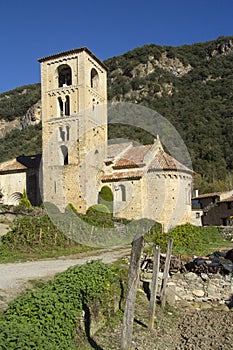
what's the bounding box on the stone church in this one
[0,48,193,231]
[38,47,193,232]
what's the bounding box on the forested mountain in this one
[1,36,233,192]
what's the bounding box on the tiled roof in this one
[102,170,143,182]
[0,154,41,174]
[113,145,152,169]
[193,190,230,199]
[220,195,233,203]
[0,159,26,173]
[148,149,192,173]
[38,47,108,70]
[107,142,132,162]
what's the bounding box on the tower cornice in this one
[38,47,108,71]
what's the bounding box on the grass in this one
[0,244,96,264]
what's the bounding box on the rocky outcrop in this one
[210,38,233,57]
[0,118,21,138]
[0,100,41,138]
[20,100,41,128]
[155,52,192,77]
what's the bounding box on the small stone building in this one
[192,190,233,226]
[38,47,193,232]
[0,154,41,206]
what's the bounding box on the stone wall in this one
[141,259,233,310]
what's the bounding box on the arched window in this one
[58,96,70,117]
[119,185,126,201]
[58,64,72,87]
[90,68,99,90]
[61,145,68,165]
[58,97,63,116]
[65,96,70,116]
[66,125,70,141]
[59,126,70,142]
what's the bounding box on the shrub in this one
[0,261,121,349]
[149,224,222,255]
[0,214,78,254]
[86,204,111,216]
[18,189,32,209]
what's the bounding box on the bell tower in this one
[38,48,107,211]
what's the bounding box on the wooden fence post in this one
[148,245,160,330]
[121,235,144,350]
[160,238,173,308]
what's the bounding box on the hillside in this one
[1,36,233,192]
[106,36,233,190]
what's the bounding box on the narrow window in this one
[59,126,65,141]
[65,95,70,116]
[66,126,70,141]
[91,68,99,90]
[58,97,63,116]
[119,185,126,202]
[61,145,68,165]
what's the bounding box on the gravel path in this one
[0,247,130,307]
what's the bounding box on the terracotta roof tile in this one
[148,149,192,173]
[102,170,143,182]
[107,142,132,161]
[113,145,152,169]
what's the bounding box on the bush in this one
[86,204,111,216]
[18,189,32,210]
[149,224,222,255]
[0,214,78,255]
[0,261,121,349]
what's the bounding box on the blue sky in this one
[0,0,232,93]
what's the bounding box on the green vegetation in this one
[0,261,122,349]
[0,122,42,163]
[0,83,40,121]
[18,189,33,210]
[98,186,114,213]
[145,223,224,256]
[86,203,111,216]
[0,212,90,263]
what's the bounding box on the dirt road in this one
[0,247,130,308]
